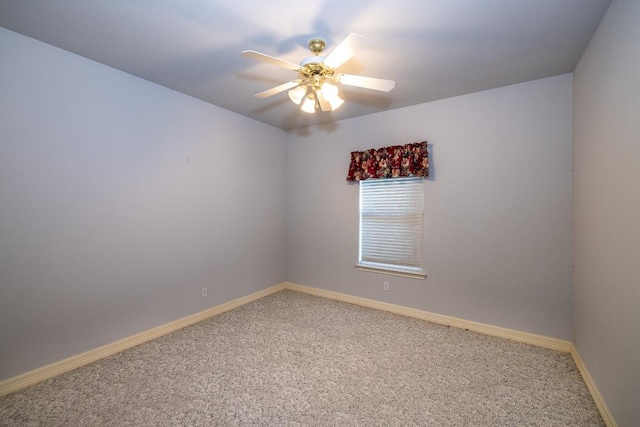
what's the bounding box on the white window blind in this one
[357,177,425,279]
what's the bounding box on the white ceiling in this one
[0,0,611,131]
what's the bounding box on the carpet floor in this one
[0,289,603,426]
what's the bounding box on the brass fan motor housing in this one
[299,62,335,81]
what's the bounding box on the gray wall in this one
[573,0,640,425]
[286,74,574,341]
[8,13,635,423]
[0,28,286,381]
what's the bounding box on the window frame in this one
[356,176,426,280]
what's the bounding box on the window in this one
[357,177,426,279]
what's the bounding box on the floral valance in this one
[346,141,429,182]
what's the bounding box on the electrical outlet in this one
[201,287,208,298]
[383,281,389,291]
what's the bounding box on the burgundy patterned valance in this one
[346,141,429,182]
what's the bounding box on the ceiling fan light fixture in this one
[288,85,306,104]
[300,92,317,113]
[328,95,344,111]
[242,33,395,114]
[320,82,344,110]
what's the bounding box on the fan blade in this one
[316,89,331,112]
[255,80,301,98]
[336,74,395,92]
[323,33,368,69]
[241,50,300,71]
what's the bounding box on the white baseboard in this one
[284,282,572,352]
[0,283,286,398]
[570,344,618,427]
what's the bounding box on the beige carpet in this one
[0,290,603,426]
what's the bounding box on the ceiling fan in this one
[241,33,395,113]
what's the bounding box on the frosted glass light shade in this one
[300,94,317,113]
[288,85,306,105]
[320,82,344,110]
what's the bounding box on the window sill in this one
[355,263,426,280]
